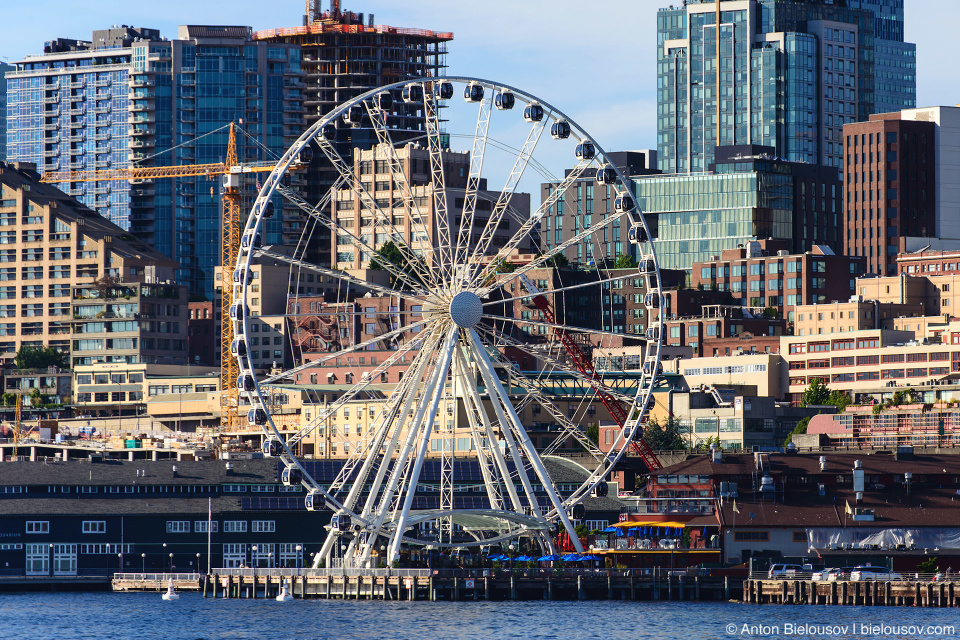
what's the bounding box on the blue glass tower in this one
[656,0,916,174]
[6,26,303,299]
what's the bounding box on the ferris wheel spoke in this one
[363,103,444,287]
[481,211,628,297]
[422,87,454,282]
[329,328,444,518]
[480,313,643,343]
[451,347,504,511]
[466,328,583,550]
[251,246,423,302]
[477,328,639,406]
[473,325,605,461]
[453,89,494,283]
[465,116,547,283]
[473,159,594,288]
[453,343,525,512]
[315,132,438,288]
[258,316,436,386]
[385,325,458,563]
[285,340,420,448]
[482,271,634,308]
[275,181,429,295]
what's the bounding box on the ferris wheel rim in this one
[232,76,666,559]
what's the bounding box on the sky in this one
[2,0,956,157]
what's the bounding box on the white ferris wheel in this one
[231,77,665,568]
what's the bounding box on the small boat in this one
[161,579,180,601]
[276,583,294,602]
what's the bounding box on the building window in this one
[26,521,49,534]
[194,521,219,533]
[166,521,190,533]
[252,520,276,533]
[81,521,106,534]
[223,521,247,533]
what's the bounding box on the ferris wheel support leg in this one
[467,329,585,553]
[386,329,458,565]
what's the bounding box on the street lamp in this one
[341,544,347,576]
[168,553,173,573]
[117,553,122,575]
[508,543,515,570]
[252,545,258,577]
[141,552,146,574]
[196,553,201,574]
[295,545,302,576]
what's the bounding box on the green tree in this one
[614,254,637,269]
[1,393,14,407]
[827,389,852,412]
[496,260,517,274]
[14,346,64,370]
[917,556,939,573]
[536,250,569,269]
[368,241,427,289]
[800,378,831,407]
[783,416,811,446]
[584,423,599,447]
[642,416,685,450]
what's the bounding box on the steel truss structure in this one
[232,77,665,568]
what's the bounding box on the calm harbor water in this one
[0,592,956,640]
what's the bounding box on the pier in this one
[113,568,741,602]
[744,578,960,607]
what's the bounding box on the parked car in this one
[812,567,840,581]
[849,566,902,581]
[767,563,806,578]
[826,567,858,581]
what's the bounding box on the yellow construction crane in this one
[41,123,282,432]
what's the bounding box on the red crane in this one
[518,275,662,470]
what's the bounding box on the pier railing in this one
[748,571,947,582]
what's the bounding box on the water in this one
[0,593,956,640]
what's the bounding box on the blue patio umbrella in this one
[602,526,618,533]
[580,554,602,561]
[516,555,533,561]
[560,554,580,561]
[537,554,561,561]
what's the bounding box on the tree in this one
[827,389,852,412]
[783,416,811,446]
[536,250,568,269]
[368,241,427,289]
[496,260,517,274]
[91,275,122,299]
[642,416,686,450]
[613,254,637,269]
[800,378,831,407]
[584,423,599,447]
[14,346,64,370]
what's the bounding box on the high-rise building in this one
[656,0,916,174]
[0,62,14,161]
[842,113,935,275]
[256,3,452,267]
[6,25,304,299]
[0,161,177,365]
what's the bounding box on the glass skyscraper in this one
[6,26,303,299]
[656,0,916,174]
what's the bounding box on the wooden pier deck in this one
[744,578,960,607]
[114,569,741,602]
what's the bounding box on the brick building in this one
[691,239,866,323]
[842,114,936,276]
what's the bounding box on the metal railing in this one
[114,572,201,582]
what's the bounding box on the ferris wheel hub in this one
[449,291,482,328]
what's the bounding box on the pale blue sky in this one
[3,0,955,154]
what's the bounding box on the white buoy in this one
[275,583,294,602]
[162,579,180,601]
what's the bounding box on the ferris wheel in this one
[231,77,665,568]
